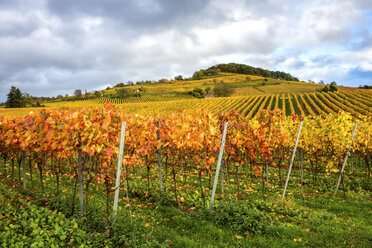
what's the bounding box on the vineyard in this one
[52,89,372,117]
[1,89,370,119]
[0,102,371,247]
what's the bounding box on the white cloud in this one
[339,47,372,72]
[291,1,358,45]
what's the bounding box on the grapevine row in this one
[0,103,371,211]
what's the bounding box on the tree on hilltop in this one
[174,75,183,81]
[74,89,82,98]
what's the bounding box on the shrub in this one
[210,201,267,234]
[213,83,234,97]
[188,88,206,98]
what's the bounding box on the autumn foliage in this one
[0,102,371,204]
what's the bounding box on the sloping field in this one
[2,89,370,118]
[95,73,319,97]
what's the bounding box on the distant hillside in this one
[36,69,336,106]
[207,63,299,81]
[89,73,317,102]
[2,63,370,118]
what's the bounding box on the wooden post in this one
[113,122,126,217]
[209,122,228,214]
[282,121,303,200]
[334,123,358,196]
[22,151,26,189]
[78,149,84,214]
[156,121,163,192]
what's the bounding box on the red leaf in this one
[106,147,114,157]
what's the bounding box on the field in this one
[0,72,371,247]
[1,72,370,118]
[1,88,370,118]
[1,159,371,247]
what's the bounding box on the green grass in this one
[0,156,371,247]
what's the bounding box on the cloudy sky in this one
[1,0,372,102]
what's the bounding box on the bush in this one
[321,84,338,92]
[209,201,267,234]
[116,88,132,98]
[188,88,206,98]
[0,198,105,247]
[213,83,234,97]
[205,87,211,95]
[174,75,183,81]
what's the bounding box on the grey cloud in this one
[46,0,213,31]
[0,0,44,11]
[353,0,372,9]
[0,16,39,38]
[284,59,305,70]
[311,55,336,65]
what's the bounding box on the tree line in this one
[3,86,45,108]
[204,63,300,81]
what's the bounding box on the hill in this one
[0,65,371,117]
[205,63,299,81]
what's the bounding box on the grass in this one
[0,154,371,247]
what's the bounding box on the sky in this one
[1,0,372,102]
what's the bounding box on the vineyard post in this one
[219,125,224,193]
[78,149,84,215]
[113,122,126,217]
[156,120,163,192]
[209,122,228,214]
[300,147,304,187]
[22,151,26,189]
[282,121,303,200]
[334,123,358,196]
[220,157,224,193]
[351,146,354,172]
